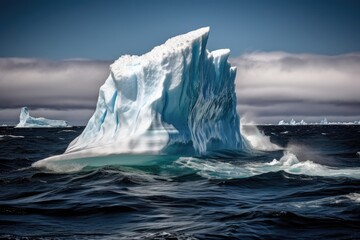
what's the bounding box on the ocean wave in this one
[0,135,24,139]
[33,149,360,179]
[288,192,360,209]
[240,120,282,152]
[128,232,198,240]
[346,192,360,203]
[32,154,179,173]
[58,130,77,133]
[176,151,360,180]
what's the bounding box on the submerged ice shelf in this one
[16,107,69,128]
[33,27,243,167]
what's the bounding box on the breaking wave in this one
[32,145,360,180]
[0,134,24,139]
[176,151,360,179]
[240,118,282,151]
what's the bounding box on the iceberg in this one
[16,107,69,128]
[278,120,286,125]
[299,120,306,125]
[33,27,243,167]
[320,118,328,125]
[277,118,360,126]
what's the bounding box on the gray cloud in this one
[0,58,111,109]
[230,52,360,123]
[0,58,110,125]
[0,108,95,126]
[0,52,359,125]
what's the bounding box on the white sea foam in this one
[32,154,179,173]
[289,192,360,209]
[34,149,360,177]
[177,151,360,179]
[0,134,24,139]
[346,193,360,203]
[37,162,86,173]
[240,118,282,151]
[58,130,76,133]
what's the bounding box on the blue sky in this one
[0,0,359,125]
[1,0,359,59]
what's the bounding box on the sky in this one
[0,0,359,125]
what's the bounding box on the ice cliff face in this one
[16,107,69,128]
[49,27,242,161]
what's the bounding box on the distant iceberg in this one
[289,118,296,125]
[278,120,286,125]
[320,118,328,125]
[16,107,69,128]
[278,118,359,126]
[33,27,243,168]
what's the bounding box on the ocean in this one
[0,125,359,239]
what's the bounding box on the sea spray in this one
[240,117,282,151]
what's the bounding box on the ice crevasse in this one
[34,27,243,165]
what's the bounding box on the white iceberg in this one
[33,27,243,168]
[298,120,306,125]
[276,118,360,126]
[278,120,287,125]
[16,107,69,128]
[320,118,328,125]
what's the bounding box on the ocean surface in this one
[0,125,359,239]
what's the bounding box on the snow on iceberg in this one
[33,27,243,167]
[16,107,69,128]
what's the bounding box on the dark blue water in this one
[0,126,359,239]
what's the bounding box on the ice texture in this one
[16,107,69,128]
[34,27,242,165]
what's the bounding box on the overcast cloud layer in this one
[0,52,359,125]
[231,52,360,123]
[0,58,110,125]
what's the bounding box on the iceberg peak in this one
[110,27,211,80]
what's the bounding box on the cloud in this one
[0,52,359,125]
[0,58,110,125]
[230,52,360,123]
[0,58,111,110]
[0,108,95,126]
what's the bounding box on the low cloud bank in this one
[231,52,360,123]
[0,52,359,125]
